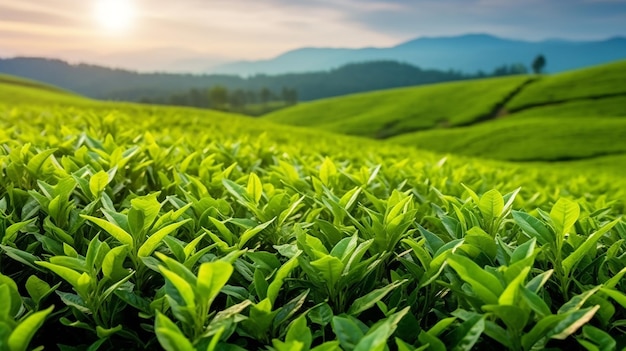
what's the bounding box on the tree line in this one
[138,59,542,115]
[0,57,547,116]
[139,86,298,115]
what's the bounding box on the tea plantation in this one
[1,75,625,351]
[266,60,626,173]
[265,76,531,138]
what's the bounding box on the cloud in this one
[0,0,624,70]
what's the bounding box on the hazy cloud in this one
[0,0,624,71]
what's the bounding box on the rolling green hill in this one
[505,60,626,111]
[388,60,626,164]
[507,95,626,119]
[265,76,531,138]
[389,116,626,161]
[0,73,92,105]
[267,60,626,168]
[0,73,74,94]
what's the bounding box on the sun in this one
[94,0,135,32]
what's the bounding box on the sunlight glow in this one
[95,0,135,32]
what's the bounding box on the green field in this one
[1,74,626,351]
[389,116,626,162]
[266,60,626,171]
[266,76,530,138]
[0,74,74,95]
[507,95,626,119]
[506,60,626,111]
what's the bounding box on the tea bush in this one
[0,89,625,350]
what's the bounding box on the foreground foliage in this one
[0,84,625,351]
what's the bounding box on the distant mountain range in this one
[1,33,625,106]
[211,34,626,75]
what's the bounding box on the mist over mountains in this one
[211,34,626,75]
[1,33,625,107]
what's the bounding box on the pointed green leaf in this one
[332,316,364,351]
[311,255,343,293]
[154,311,195,351]
[247,173,263,204]
[196,261,233,305]
[35,262,82,292]
[447,254,503,304]
[89,171,110,197]
[239,218,275,248]
[0,273,22,317]
[550,198,580,235]
[562,218,620,276]
[138,219,191,258]
[101,245,129,282]
[267,253,300,305]
[512,211,554,245]
[348,280,407,316]
[8,305,54,351]
[81,215,134,248]
[479,189,504,221]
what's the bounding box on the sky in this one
[1,0,625,71]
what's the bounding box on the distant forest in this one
[0,58,529,114]
[141,61,528,114]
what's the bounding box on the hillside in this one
[266,76,531,138]
[0,73,75,95]
[506,60,626,111]
[0,58,475,102]
[268,60,626,167]
[389,60,626,163]
[389,116,626,161]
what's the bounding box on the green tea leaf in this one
[550,198,580,235]
[154,311,196,351]
[0,273,22,317]
[35,262,83,293]
[320,158,337,186]
[578,325,616,351]
[311,255,344,294]
[464,227,497,259]
[267,253,300,305]
[89,171,110,197]
[138,219,191,258]
[159,266,196,309]
[445,313,485,351]
[447,254,503,304]
[101,245,129,282]
[239,218,275,248]
[25,275,52,305]
[81,215,134,248]
[520,286,552,318]
[8,305,54,351]
[599,287,626,309]
[498,266,530,305]
[26,149,57,176]
[353,323,390,351]
[348,280,407,316]
[562,217,620,276]
[247,172,263,204]
[196,261,233,305]
[479,189,504,221]
[512,211,554,245]
[286,315,312,349]
[332,316,364,350]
